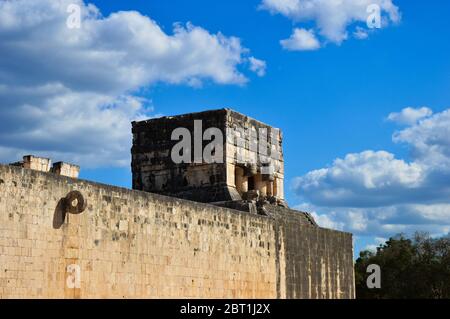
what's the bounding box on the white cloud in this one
[295,202,345,230]
[248,57,267,76]
[293,107,450,239]
[393,109,450,168]
[308,204,450,239]
[312,212,345,230]
[260,0,400,48]
[0,0,264,167]
[294,150,425,207]
[280,28,320,51]
[387,107,433,125]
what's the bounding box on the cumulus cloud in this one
[260,0,400,48]
[294,150,426,207]
[0,0,264,167]
[305,203,450,239]
[280,28,320,51]
[387,107,433,125]
[393,109,450,168]
[294,107,450,239]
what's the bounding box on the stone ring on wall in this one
[65,190,87,214]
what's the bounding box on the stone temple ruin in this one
[132,109,304,218]
[0,109,355,299]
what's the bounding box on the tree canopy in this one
[355,232,450,299]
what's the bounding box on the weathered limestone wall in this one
[10,156,80,178]
[0,165,354,299]
[225,110,285,202]
[132,109,234,202]
[51,162,80,179]
[274,208,355,299]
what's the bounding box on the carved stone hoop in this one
[65,190,87,214]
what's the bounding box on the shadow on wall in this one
[53,198,67,229]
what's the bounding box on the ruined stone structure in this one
[132,109,288,215]
[0,109,355,299]
[9,155,80,179]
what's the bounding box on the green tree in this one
[355,232,450,299]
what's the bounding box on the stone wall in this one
[0,164,354,299]
[51,162,80,179]
[225,110,285,203]
[9,155,80,178]
[132,109,233,202]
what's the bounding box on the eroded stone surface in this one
[131,109,285,205]
[0,109,355,299]
[0,164,354,299]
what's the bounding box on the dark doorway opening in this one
[248,176,255,191]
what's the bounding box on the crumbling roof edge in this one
[131,108,280,130]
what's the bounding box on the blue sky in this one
[1,0,449,256]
